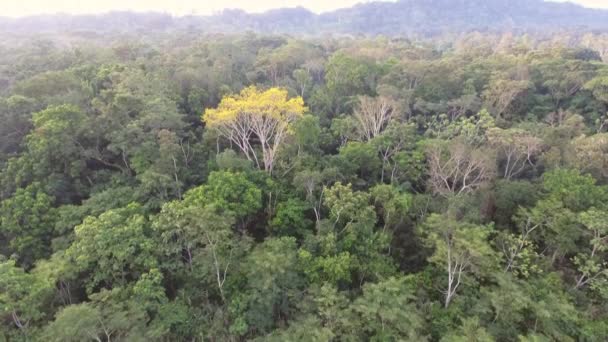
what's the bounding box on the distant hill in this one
[317,0,608,34]
[2,0,608,36]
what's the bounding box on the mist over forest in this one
[2,0,608,36]
[2,0,608,341]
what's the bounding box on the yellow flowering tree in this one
[203,86,306,174]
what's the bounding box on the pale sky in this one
[0,0,606,17]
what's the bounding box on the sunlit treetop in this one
[203,86,305,127]
[202,86,306,173]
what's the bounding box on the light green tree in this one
[66,203,157,291]
[0,260,54,337]
[0,183,56,266]
[573,208,608,290]
[422,214,497,308]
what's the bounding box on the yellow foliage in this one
[203,86,305,127]
[202,86,306,173]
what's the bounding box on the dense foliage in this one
[2,30,608,341]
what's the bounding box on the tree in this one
[573,208,608,290]
[254,40,321,87]
[483,68,532,120]
[203,86,306,174]
[334,141,382,183]
[153,199,247,302]
[0,260,54,336]
[293,169,330,224]
[0,95,38,159]
[371,122,425,184]
[3,104,89,198]
[378,59,427,119]
[324,52,378,115]
[585,68,608,128]
[330,115,360,146]
[478,273,581,341]
[300,183,395,286]
[516,169,607,266]
[292,69,312,98]
[497,213,541,276]
[542,168,606,212]
[13,70,88,108]
[370,184,412,232]
[183,171,262,222]
[422,214,496,308]
[426,139,496,197]
[343,276,426,340]
[353,96,398,141]
[492,179,540,228]
[233,237,304,335]
[441,317,494,342]
[533,58,595,112]
[90,64,188,180]
[43,303,110,342]
[487,128,543,180]
[43,288,149,342]
[425,109,496,146]
[0,183,56,266]
[65,204,157,291]
[269,198,313,238]
[568,133,608,180]
[136,129,198,201]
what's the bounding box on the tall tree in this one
[0,183,56,266]
[573,208,608,290]
[422,214,496,308]
[203,86,306,174]
[487,127,543,180]
[0,260,54,337]
[353,96,398,141]
[65,204,157,291]
[426,139,496,197]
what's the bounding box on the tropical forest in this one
[2,0,608,340]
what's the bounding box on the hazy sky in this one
[1,0,607,17]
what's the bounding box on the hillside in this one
[2,0,608,35]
